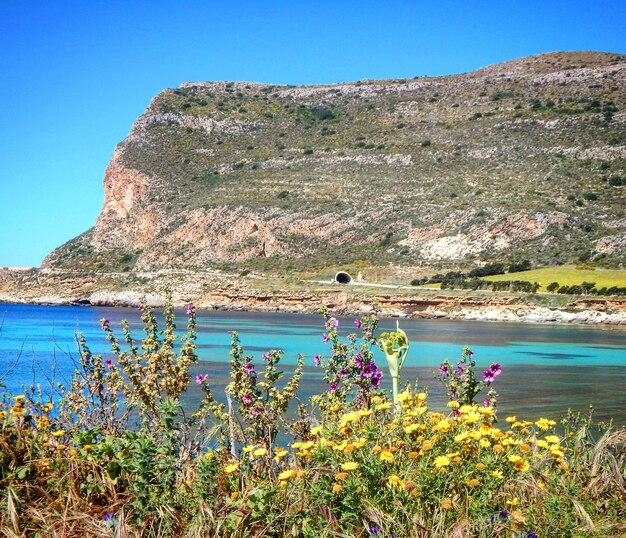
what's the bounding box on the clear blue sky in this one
[1,0,624,267]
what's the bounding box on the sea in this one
[1,303,625,427]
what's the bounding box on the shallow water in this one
[1,304,625,426]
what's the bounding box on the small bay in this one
[1,304,625,426]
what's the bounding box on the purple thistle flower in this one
[313,354,321,366]
[105,359,113,369]
[354,318,362,329]
[195,374,208,384]
[242,393,253,405]
[329,382,338,393]
[322,333,330,344]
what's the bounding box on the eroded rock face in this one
[93,147,166,250]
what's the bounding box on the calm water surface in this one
[1,304,625,426]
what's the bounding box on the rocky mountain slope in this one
[43,51,626,274]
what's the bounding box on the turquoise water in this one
[1,304,625,425]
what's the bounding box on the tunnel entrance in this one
[335,271,353,284]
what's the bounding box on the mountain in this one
[43,51,626,275]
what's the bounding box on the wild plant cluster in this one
[1,295,625,537]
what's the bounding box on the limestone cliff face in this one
[44,51,626,272]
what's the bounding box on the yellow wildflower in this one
[43,403,53,413]
[544,435,560,444]
[204,451,215,461]
[372,444,382,454]
[409,451,419,460]
[230,491,239,501]
[14,395,26,402]
[387,475,403,488]
[479,438,491,448]
[310,425,323,435]
[253,447,267,457]
[224,462,241,474]
[398,391,411,403]
[509,455,530,472]
[466,478,481,487]
[478,407,495,417]
[505,416,517,423]
[491,470,504,479]
[341,461,359,471]
[493,443,505,454]
[371,395,382,404]
[330,404,341,412]
[475,462,486,472]
[50,430,65,438]
[274,447,288,461]
[379,451,394,463]
[404,423,420,434]
[335,472,349,481]
[535,418,556,430]
[441,498,453,510]
[536,439,549,449]
[376,401,392,411]
[332,484,343,494]
[243,445,254,453]
[278,469,297,481]
[434,455,451,469]
[354,437,366,448]
[506,498,519,507]
[447,400,460,409]
[433,419,452,432]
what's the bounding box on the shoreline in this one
[1,267,625,327]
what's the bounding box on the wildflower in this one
[322,333,330,344]
[42,403,53,413]
[409,451,419,460]
[101,318,110,329]
[185,303,194,316]
[278,469,297,481]
[310,425,323,435]
[434,455,451,469]
[379,451,394,463]
[242,393,253,405]
[243,362,256,375]
[253,447,267,457]
[330,317,339,329]
[341,461,359,471]
[544,434,560,444]
[313,354,321,366]
[372,370,383,387]
[535,417,556,430]
[475,462,486,471]
[506,498,519,507]
[466,478,481,487]
[387,475,402,488]
[332,484,343,494]
[195,374,208,384]
[354,318,362,329]
[491,470,504,479]
[404,423,420,434]
[105,359,113,369]
[329,382,338,393]
[482,363,502,383]
[441,498,453,510]
[50,430,65,437]
[439,363,449,376]
[224,462,241,474]
[447,400,460,409]
[509,455,530,472]
[368,525,379,535]
[274,447,288,461]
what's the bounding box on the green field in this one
[484,265,626,290]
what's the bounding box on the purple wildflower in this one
[362,361,377,378]
[525,533,537,538]
[105,359,113,369]
[251,406,262,416]
[185,303,193,316]
[195,374,208,384]
[354,353,363,368]
[261,353,268,361]
[371,369,383,387]
[368,525,379,535]
[329,382,338,393]
[242,393,253,405]
[103,512,115,521]
[313,354,321,366]
[468,349,474,358]
[483,396,490,407]
[439,363,449,376]
[354,318,362,329]
[338,369,348,379]
[482,363,502,383]
[499,509,509,518]
[244,362,255,375]
[330,317,339,329]
[101,318,110,329]
[322,333,330,344]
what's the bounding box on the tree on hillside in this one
[546,282,560,293]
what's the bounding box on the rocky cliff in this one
[43,51,626,274]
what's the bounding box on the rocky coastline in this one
[1,268,625,326]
